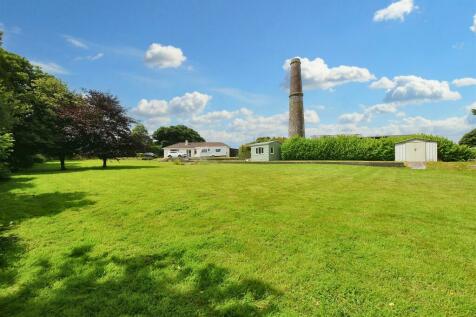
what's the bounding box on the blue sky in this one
[1,0,475,146]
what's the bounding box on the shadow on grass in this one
[0,176,95,290]
[20,162,160,175]
[1,246,281,316]
[0,177,94,225]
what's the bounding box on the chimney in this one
[185,140,189,145]
[288,58,305,138]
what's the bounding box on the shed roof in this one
[394,138,437,144]
[164,142,229,149]
[250,140,281,147]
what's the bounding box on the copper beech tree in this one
[80,90,135,168]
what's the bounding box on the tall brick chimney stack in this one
[288,58,305,138]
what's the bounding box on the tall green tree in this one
[81,90,135,168]
[131,123,153,153]
[0,47,49,168]
[0,132,13,178]
[152,125,204,147]
[459,129,476,148]
[32,75,84,170]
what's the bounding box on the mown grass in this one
[1,160,475,316]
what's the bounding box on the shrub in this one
[0,133,14,179]
[32,153,47,163]
[281,134,476,162]
[149,144,164,157]
[238,144,251,160]
[459,128,476,148]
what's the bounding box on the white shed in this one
[395,138,438,162]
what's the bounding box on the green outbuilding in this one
[250,141,281,161]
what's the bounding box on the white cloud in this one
[305,110,320,124]
[31,61,69,75]
[75,53,104,61]
[134,99,169,116]
[190,108,251,124]
[63,35,88,49]
[370,77,395,90]
[338,112,367,124]
[283,57,375,90]
[133,91,211,118]
[452,77,476,87]
[312,114,472,142]
[144,43,186,68]
[373,0,416,22]
[371,75,460,104]
[339,103,398,123]
[470,14,476,33]
[168,92,211,114]
[468,101,476,111]
[339,75,460,125]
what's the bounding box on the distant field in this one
[1,160,475,316]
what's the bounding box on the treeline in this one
[0,40,209,178]
[0,41,149,177]
[281,135,476,161]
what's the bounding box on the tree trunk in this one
[102,158,107,168]
[60,155,66,171]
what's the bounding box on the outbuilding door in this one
[405,142,426,162]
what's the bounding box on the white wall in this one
[395,143,405,161]
[425,142,438,161]
[195,146,229,157]
[164,146,229,158]
[394,141,438,162]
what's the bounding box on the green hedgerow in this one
[281,134,475,162]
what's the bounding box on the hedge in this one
[281,134,476,162]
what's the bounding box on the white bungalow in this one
[163,140,230,158]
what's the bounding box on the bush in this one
[281,134,476,162]
[459,128,476,148]
[0,133,14,179]
[32,153,47,163]
[149,144,164,157]
[238,144,251,160]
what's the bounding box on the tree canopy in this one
[152,125,204,147]
[0,45,139,174]
[81,90,135,168]
[459,129,476,148]
[131,124,153,153]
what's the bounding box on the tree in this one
[131,123,153,153]
[459,129,476,148]
[255,136,287,144]
[31,75,83,170]
[472,108,476,116]
[0,47,56,169]
[152,125,204,147]
[0,132,13,178]
[81,90,135,168]
[0,30,3,46]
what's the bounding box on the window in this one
[255,147,264,154]
[270,147,274,154]
[256,148,259,154]
[201,149,207,153]
[194,149,197,154]
[215,149,221,152]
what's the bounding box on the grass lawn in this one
[1,159,475,316]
